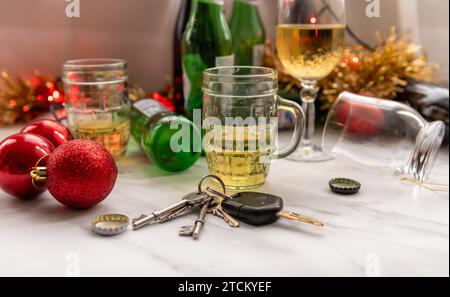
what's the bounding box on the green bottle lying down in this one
[130,98,202,172]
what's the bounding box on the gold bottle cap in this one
[91,214,129,236]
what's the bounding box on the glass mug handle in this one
[274,95,306,160]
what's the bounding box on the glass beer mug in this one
[62,58,130,158]
[202,66,306,189]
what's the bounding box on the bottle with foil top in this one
[130,99,202,172]
[229,0,266,66]
[182,0,234,118]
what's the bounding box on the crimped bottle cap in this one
[329,178,361,195]
[91,214,129,236]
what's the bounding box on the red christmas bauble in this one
[21,119,73,148]
[336,100,385,136]
[46,140,118,209]
[0,134,54,199]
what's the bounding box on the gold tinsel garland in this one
[0,71,61,126]
[264,27,438,110]
[1,71,33,126]
[0,72,148,126]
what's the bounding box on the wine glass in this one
[322,92,445,182]
[276,0,346,162]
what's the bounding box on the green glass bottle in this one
[229,0,266,66]
[182,0,234,118]
[130,99,202,172]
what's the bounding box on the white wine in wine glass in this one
[276,0,346,162]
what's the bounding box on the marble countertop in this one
[0,124,448,277]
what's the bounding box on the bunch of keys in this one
[120,175,323,240]
[132,175,240,240]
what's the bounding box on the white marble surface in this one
[0,124,448,277]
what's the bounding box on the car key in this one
[218,192,324,227]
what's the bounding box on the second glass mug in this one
[62,58,131,158]
[202,66,306,190]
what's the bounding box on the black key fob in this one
[222,192,284,226]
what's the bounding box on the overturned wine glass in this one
[322,92,446,182]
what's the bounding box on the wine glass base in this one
[287,145,333,163]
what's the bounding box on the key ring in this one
[198,175,226,195]
[198,175,227,211]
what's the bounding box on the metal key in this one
[210,205,240,228]
[132,192,210,230]
[206,190,240,228]
[132,204,188,226]
[179,198,211,239]
[206,187,232,201]
[157,205,190,224]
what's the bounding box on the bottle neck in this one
[188,0,227,35]
[176,0,192,35]
[230,0,264,32]
[130,99,174,150]
[132,99,172,119]
[230,0,266,38]
[191,0,224,16]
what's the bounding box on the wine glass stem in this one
[300,80,318,147]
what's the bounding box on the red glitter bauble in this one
[46,140,118,209]
[21,119,73,148]
[0,134,54,199]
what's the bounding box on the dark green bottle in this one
[173,0,192,114]
[182,0,234,118]
[130,99,202,172]
[229,0,266,66]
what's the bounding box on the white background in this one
[0,0,448,92]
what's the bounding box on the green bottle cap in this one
[329,178,361,195]
[91,214,129,236]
